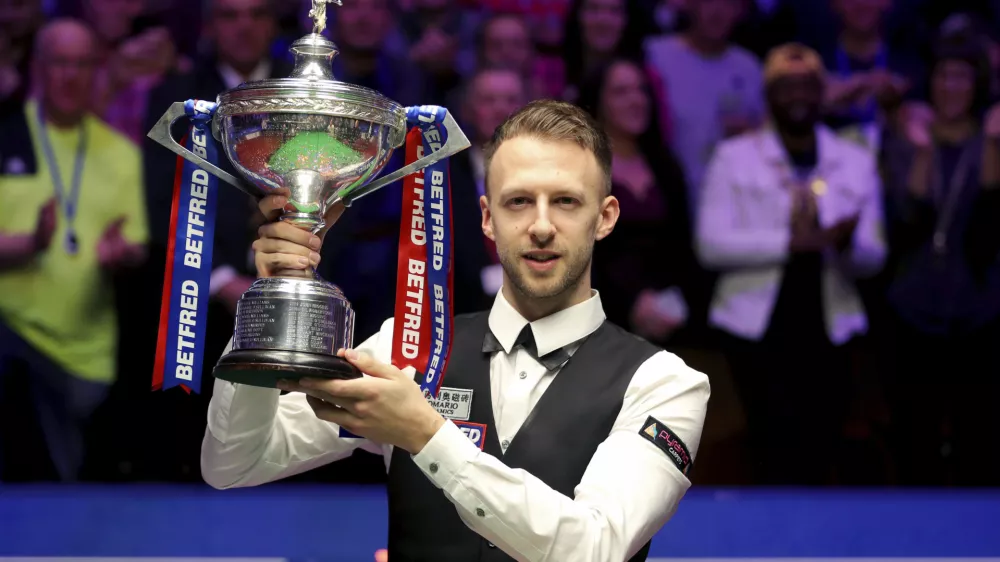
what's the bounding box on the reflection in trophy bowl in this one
[218,111,397,231]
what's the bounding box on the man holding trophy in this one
[146,2,709,560]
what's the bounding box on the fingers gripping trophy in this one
[148,0,469,392]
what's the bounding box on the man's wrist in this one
[405,406,447,455]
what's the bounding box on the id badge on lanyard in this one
[35,105,87,255]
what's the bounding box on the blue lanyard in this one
[35,105,87,254]
[836,45,887,123]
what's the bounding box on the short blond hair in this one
[483,99,613,197]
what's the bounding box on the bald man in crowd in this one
[0,19,148,481]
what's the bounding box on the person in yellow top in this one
[0,19,148,482]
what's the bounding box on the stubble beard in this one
[497,240,594,301]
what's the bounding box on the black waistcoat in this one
[386,311,661,562]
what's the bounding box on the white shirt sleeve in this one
[409,350,710,562]
[200,319,395,489]
[696,142,792,269]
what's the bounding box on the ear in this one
[595,195,619,242]
[480,194,495,241]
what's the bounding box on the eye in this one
[554,196,579,207]
[507,196,530,208]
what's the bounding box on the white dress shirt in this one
[201,290,711,562]
[695,125,887,344]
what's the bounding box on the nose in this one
[527,200,556,245]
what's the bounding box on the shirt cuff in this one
[411,420,481,490]
[207,377,281,444]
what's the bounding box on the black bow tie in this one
[482,324,570,371]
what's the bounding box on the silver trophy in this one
[148,0,469,388]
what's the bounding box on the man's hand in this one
[789,194,823,252]
[825,73,870,109]
[217,274,255,314]
[33,198,57,254]
[253,193,346,278]
[828,214,860,253]
[277,348,446,454]
[0,200,56,270]
[903,102,935,150]
[789,215,859,253]
[788,225,828,253]
[630,289,682,341]
[97,216,145,271]
[866,69,910,105]
[984,102,1000,141]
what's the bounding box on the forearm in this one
[695,228,791,270]
[414,424,680,562]
[412,354,709,562]
[0,233,36,271]
[202,376,370,489]
[696,154,792,270]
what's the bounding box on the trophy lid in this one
[215,30,406,147]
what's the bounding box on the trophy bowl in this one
[218,111,398,229]
[213,33,407,232]
[148,29,468,389]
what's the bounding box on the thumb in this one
[338,348,405,381]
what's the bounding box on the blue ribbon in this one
[158,100,220,393]
[339,105,454,439]
[407,105,454,400]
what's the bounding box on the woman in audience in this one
[561,0,650,100]
[579,57,702,345]
[880,30,1000,486]
[563,0,673,144]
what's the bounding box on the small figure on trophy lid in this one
[309,0,342,34]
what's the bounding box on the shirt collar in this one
[217,59,272,91]
[487,289,606,357]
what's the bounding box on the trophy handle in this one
[327,111,471,207]
[147,102,264,200]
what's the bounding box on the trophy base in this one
[213,349,361,389]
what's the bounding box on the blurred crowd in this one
[1,0,999,488]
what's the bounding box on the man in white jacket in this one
[695,43,886,485]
